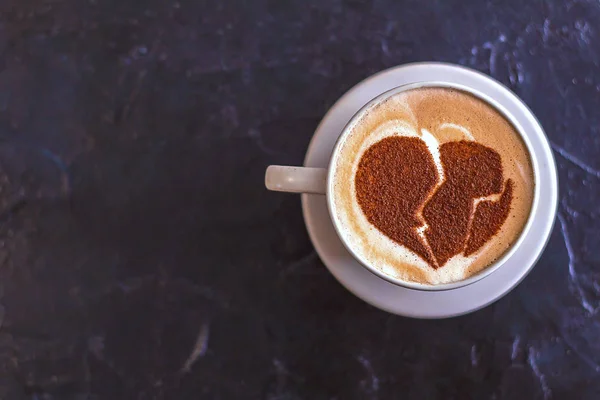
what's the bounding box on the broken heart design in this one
[355,136,513,269]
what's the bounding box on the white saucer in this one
[301,63,558,318]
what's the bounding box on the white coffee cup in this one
[265,66,550,292]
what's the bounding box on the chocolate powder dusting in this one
[355,136,438,267]
[464,179,514,256]
[356,137,514,270]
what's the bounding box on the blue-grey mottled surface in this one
[0,0,598,399]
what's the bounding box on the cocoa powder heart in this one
[355,137,513,268]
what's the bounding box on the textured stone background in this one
[0,0,598,399]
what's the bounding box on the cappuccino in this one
[330,87,534,285]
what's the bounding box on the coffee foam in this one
[331,87,534,285]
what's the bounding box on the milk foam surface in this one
[330,88,534,285]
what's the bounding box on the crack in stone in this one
[527,346,552,400]
[552,142,600,179]
[357,354,380,397]
[557,212,595,313]
[511,335,521,361]
[181,321,210,373]
[470,344,479,367]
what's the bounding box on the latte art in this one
[331,88,534,285]
[356,137,513,269]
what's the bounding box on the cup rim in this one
[325,77,540,292]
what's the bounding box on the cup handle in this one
[265,166,327,194]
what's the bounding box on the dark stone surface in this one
[0,0,598,399]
